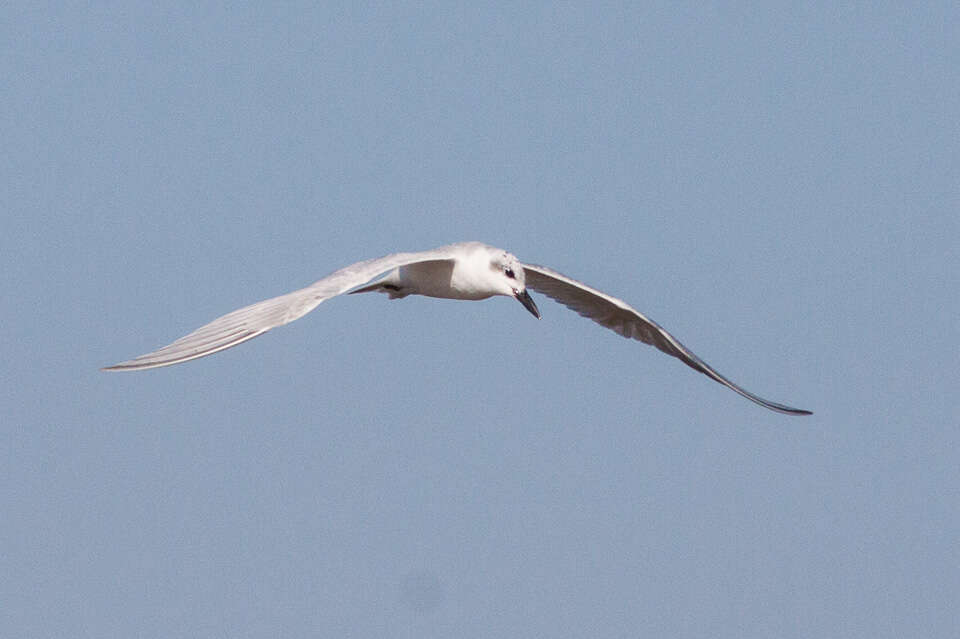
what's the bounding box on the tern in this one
[103,242,811,415]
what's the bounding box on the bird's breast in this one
[399,261,492,300]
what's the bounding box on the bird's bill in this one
[514,288,541,319]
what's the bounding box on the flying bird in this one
[103,242,811,415]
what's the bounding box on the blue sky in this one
[3,3,958,637]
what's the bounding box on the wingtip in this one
[774,404,813,416]
[100,363,133,372]
[764,402,813,416]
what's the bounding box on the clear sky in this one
[3,3,958,637]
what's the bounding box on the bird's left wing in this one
[522,263,811,415]
[103,247,460,371]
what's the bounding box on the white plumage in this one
[103,242,811,415]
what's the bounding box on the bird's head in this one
[489,251,540,319]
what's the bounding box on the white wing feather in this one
[522,263,811,416]
[103,246,461,371]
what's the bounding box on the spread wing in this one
[522,263,811,415]
[103,247,460,371]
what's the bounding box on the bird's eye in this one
[505,268,515,279]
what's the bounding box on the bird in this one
[103,241,811,415]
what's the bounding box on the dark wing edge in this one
[521,263,812,416]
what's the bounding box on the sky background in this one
[3,2,958,637]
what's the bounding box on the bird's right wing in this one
[103,247,461,371]
[522,263,811,415]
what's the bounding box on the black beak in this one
[514,288,541,319]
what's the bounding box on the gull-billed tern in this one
[103,241,811,415]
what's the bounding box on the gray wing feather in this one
[522,263,811,416]
[103,247,459,371]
